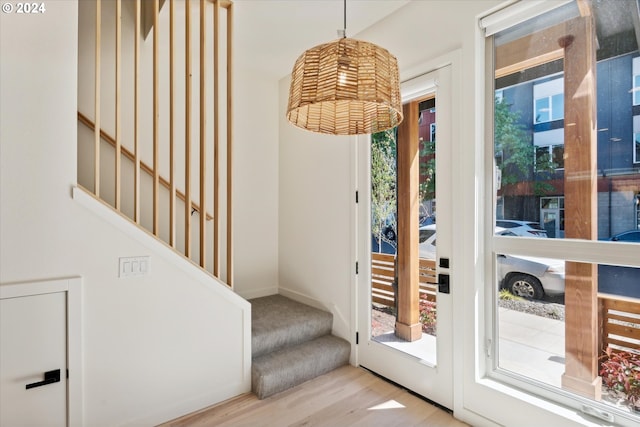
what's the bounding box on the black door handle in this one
[25,369,61,389]
[438,274,450,294]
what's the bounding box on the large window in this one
[490,1,640,425]
[535,144,564,171]
[534,93,564,123]
[633,57,640,105]
[533,79,564,124]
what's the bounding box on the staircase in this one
[78,0,235,285]
[250,294,351,399]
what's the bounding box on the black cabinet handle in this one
[25,369,61,389]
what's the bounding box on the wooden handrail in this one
[77,111,213,221]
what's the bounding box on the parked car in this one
[496,220,548,238]
[419,224,564,299]
[382,212,434,242]
[598,230,640,298]
[609,230,640,243]
[496,254,565,299]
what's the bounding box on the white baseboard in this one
[237,286,278,300]
[122,380,251,427]
[278,287,328,311]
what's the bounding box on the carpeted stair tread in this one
[251,334,351,399]
[250,294,333,358]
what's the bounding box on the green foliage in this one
[494,98,534,187]
[371,128,397,249]
[494,97,555,195]
[499,289,523,301]
[419,139,436,202]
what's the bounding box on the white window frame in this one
[633,57,640,106]
[467,2,640,427]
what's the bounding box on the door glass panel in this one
[492,0,640,422]
[370,98,438,364]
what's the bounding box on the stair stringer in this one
[73,186,251,426]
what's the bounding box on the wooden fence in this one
[599,293,640,354]
[371,252,437,309]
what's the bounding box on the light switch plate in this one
[119,256,150,278]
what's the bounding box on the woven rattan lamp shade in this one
[286,37,403,135]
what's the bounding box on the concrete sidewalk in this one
[371,306,567,388]
[498,307,566,387]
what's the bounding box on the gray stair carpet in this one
[249,294,351,399]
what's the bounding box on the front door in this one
[541,210,558,238]
[357,63,454,409]
[0,291,68,427]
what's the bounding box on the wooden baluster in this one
[200,0,207,269]
[115,0,121,210]
[153,0,160,236]
[134,0,140,223]
[94,0,101,197]
[185,0,192,258]
[169,0,176,246]
[226,0,234,286]
[213,0,220,276]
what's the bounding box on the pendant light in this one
[286,0,403,135]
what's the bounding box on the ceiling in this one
[233,0,410,79]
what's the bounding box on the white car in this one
[496,220,548,238]
[419,224,564,299]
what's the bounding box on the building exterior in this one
[496,53,640,238]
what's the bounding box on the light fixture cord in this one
[343,0,347,38]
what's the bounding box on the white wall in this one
[278,78,355,341]
[233,66,280,298]
[0,2,251,425]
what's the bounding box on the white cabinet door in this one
[1,292,67,427]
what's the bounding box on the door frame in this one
[355,51,461,410]
[0,277,83,427]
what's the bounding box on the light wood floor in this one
[160,365,469,427]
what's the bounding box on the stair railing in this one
[77,0,234,286]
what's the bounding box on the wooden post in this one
[395,101,422,342]
[560,13,602,400]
